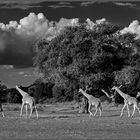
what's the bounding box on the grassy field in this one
[0,102,140,139]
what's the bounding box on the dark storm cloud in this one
[0,0,139,6]
[80,1,95,7]
[0,13,49,68]
[48,5,74,8]
[0,0,73,10]
[0,0,139,10]
[0,30,34,67]
[0,4,42,10]
[58,2,71,5]
[0,0,43,10]
[47,1,73,9]
[0,12,81,68]
[0,50,33,68]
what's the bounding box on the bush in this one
[52,85,65,102]
[6,89,22,103]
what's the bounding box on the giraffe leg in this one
[135,105,140,116]
[29,105,33,118]
[20,103,24,117]
[34,105,39,119]
[131,105,135,117]
[88,103,93,117]
[1,111,4,117]
[99,107,102,117]
[94,107,98,116]
[0,107,4,117]
[120,103,126,117]
[25,104,28,118]
[126,104,130,117]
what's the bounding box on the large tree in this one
[33,22,139,106]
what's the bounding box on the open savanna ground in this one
[0,102,140,139]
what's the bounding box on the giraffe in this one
[0,102,4,117]
[16,85,38,118]
[111,86,140,117]
[78,88,102,117]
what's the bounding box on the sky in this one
[1,0,140,88]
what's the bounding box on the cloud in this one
[0,0,50,5]
[48,5,73,9]
[0,12,81,67]
[0,0,138,6]
[0,12,109,68]
[0,13,80,40]
[120,20,140,39]
[41,1,73,9]
[16,13,49,38]
[58,2,71,5]
[114,2,137,8]
[0,3,42,10]
[85,18,95,30]
[0,12,49,39]
[85,18,108,30]
[96,18,107,24]
[46,18,80,41]
[0,12,49,51]
[57,18,79,28]
[80,1,95,7]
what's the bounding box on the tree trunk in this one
[111,97,118,107]
[79,97,89,114]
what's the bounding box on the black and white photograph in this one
[0,0,140,139]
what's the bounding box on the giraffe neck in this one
[114,87,127,99]
[101,89,111,98]
[136,93,140,98]
[16,86,28,97]
[80,89,91,100]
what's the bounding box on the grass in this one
[0,102,140,139]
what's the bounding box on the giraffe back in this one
[125,96,138,105]
[22,94,35,106]
[89,96,101,107]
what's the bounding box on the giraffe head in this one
[136,92,140,98]
[111,86,116,90]
[78,88,82,93]
[111,85,122,90]
[15,85,18,89]
[15,85,21,90]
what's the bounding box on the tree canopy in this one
[34,22,140,101]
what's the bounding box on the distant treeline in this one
[0,80,54,103]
